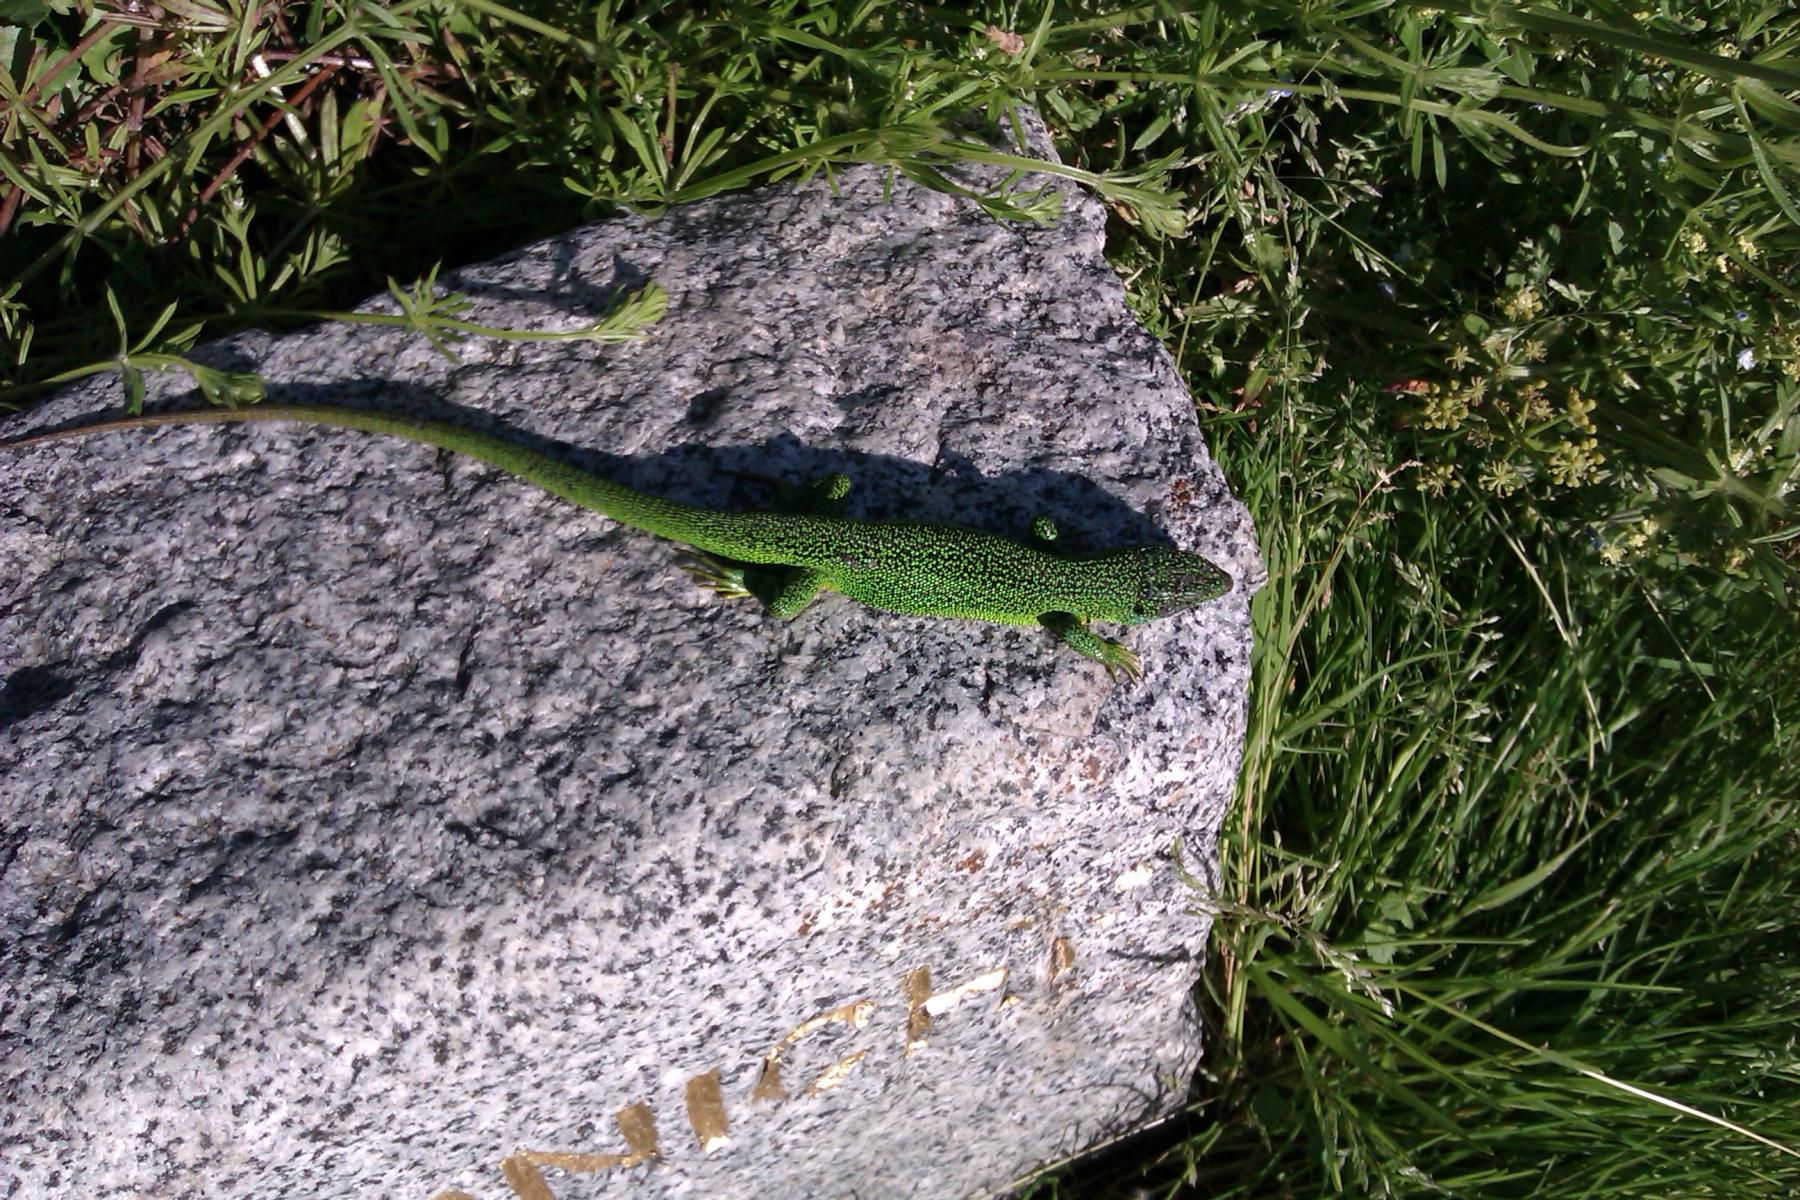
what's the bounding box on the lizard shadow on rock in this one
[0,601,196,733]
[309,384,1188,553]
[20,379,1187,554]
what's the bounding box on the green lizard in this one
[0,404,1231,679]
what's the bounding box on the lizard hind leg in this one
[718,467,852,515]
[787,472,851,515]
[763,567,831,619]
[679,552,828,620]
[1039,612,1143,682]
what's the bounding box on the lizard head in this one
[1114,545,1233,625]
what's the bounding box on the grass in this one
[4,1,1797,1196]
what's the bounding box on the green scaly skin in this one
[0,405,1232,679]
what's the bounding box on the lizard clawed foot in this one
[677,551,753,599]
[1097,639,1143,684]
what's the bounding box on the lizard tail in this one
[0,404,767,558]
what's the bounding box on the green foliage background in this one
[3,2,1796,1195]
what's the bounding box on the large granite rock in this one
[0,125,1261,1199]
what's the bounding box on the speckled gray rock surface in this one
[0,132,1261,1199]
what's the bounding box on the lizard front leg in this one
[1039,612,1142,682]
